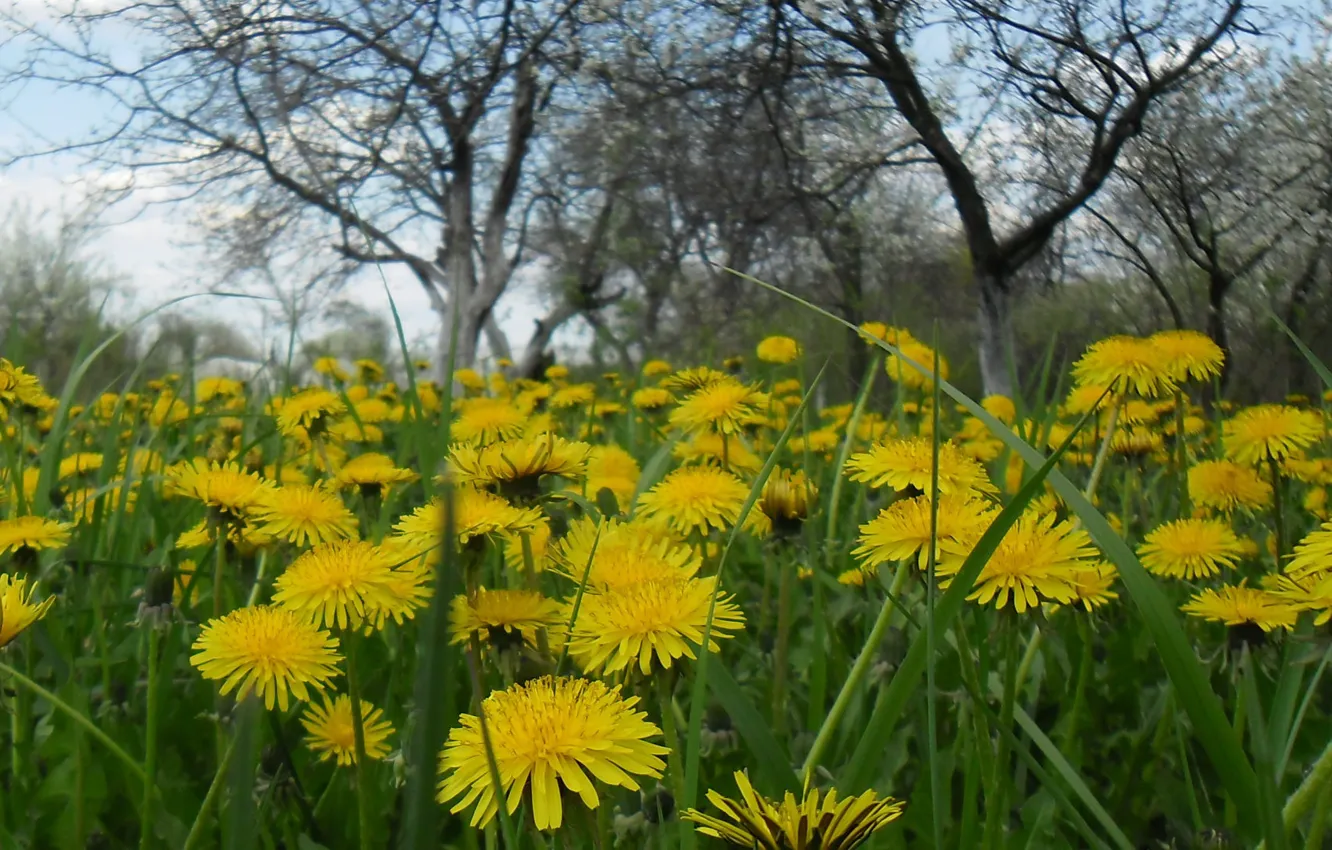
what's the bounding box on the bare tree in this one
[2,0,587,374]
[779,0,1247,396]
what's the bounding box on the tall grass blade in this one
[1269,309,1332,390]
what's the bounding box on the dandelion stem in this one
[1061,616,1095,760]
[0,659,145,785]
[346,634,374,850]
[140,625,163,850]
[1269,457,1285,569]
[1084,401,1120,507]
[770,552,794,736]
[1174,388,1190,513]
[983,618,1020,850]
[182,736,237,850]
[802,557,912,783]
[656,670,687,846]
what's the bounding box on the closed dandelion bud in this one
[140,567,175,625]
[760,468,816,536]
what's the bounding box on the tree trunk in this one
[976,275,1015,399]
[1205,272,1232,392]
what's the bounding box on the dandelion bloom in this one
[448,588,562,648]
[669,378,769,436]
[550,517,699,589]
[642,359,672,378]
[756,335,801,364]
[1072,335,1176,398]
[392,488,542,556]
[885,340,948,389]
[250,483,358,547]
[584,444,641,509]
[660,367,729,393]
[1188,460,1272,513]
[57,452,103,480]
[165,459,277,520]
[565,577,744,674]
[313,357,351,382]
[853,494,996,570]
[334,452,419,496]
[636,465,763,536]
[275,388,346,437]
[940,512,1098,613]
[436,676,668,830]
[1067,563,1119,610]
[1138,518,1245,580]
[1285,521,1332,582]
[845,437,996,496]
[0,574,55,646]
[190,605,341,711]
[273,540,412,630]
[550,383,597,409]
[1181,583,1298,632]
[1270,574,1332,626]
[302,694,394,766]
[631,387,673,411]
[1150,329,1225,383]
[981,394,1017,425]
[675,432,763,474]
[683,770,904,850]
[759,468,817,532]
[1223,405,1323,466]
[449,435,592,493]
[0,516,72,556]
[452,397,529,444]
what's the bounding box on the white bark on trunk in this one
[976,277,1015,399]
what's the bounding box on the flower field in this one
[1,317,1330,850]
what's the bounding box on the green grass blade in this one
[1241,650,1290,850]
[1269,309,1332,390]
[1012,705,1134,850]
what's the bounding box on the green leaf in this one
[705,663,800,794]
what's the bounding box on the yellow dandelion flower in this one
[669,378,769,436]
[449,435,592,495]
[550,383,597,409]
[1286,521,1332,583]
[1067,563,1119,610]
[0,516,72,556]
[551,516,699,589]
[1223,405,1323,466]
[453,397,528,444]
[660,367,729,393]
[190,605,342,711]
[436,676,667,830]
[631,387,673,411]
[845,437,997,496]
[196,376,245,403]
[565,577,744,675]
[276,388,346,438]
[165,459,276,520]
[1138,518,1245,580]
[1270,574,1332,626]
[334,452,419,497]
[941,512,1098,613]
[448,588,562,648]
[1072,336,1176,398]
[853,494,996,570]
[584,444,641,509]
[1188,460,1272,513]
[272,540,410,630]
[674,432,763,474]
[1150,329,1225,383]
[838,567,868,587]
[392,488,543,557]
[636,465,765,537]
[0,574,55,647]
[885,340,947,389]
[683,770,904,850]
[302,694,394,766]
[982,395,1017,425]
[1181,583,1298,632]
[313,357,351,382]
[57,452,103,480]
[250,483,358,547]
[756,336,801,364]
[642,359,672,378]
